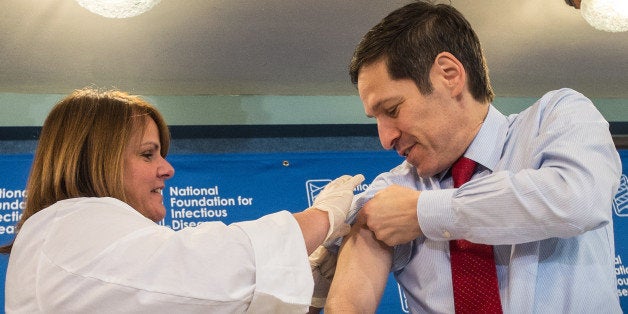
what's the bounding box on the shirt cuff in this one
[418,188,457,241]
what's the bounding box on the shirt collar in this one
[463,104,508,172]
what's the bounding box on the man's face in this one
[358,58,466,177]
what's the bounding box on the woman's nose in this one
[159,158,175,179]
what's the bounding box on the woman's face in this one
[122,118,174,222]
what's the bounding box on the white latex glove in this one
[309,245,337,309]
[311,174,365,247]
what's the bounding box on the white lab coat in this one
[5,197,313,313]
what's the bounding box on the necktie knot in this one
[451,157,477,188]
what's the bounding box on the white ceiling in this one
[1,0,627,98]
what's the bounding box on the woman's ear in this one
[432,52,466,97]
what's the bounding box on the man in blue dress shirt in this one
[323,1,622,313]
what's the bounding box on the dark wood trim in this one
[0,124,380,140]
[2,123,628,149]
[168,124,378,138]
[614,136,628,149]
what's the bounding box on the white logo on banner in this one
[305,179,332,207]
[612,174,628,301]
[397,283,410,313]
[614,175,628,217]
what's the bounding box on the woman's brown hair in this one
[0,88,170,253]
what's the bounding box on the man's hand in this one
[360,184,422,246]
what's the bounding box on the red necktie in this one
[449,157,503,313]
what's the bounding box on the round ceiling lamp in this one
[580,0,628,32]
[76,0,161,19]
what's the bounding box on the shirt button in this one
[443,230,451,238]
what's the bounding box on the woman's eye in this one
[141,152,154,159]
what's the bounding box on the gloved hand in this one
[311,174,365,246]
[309,245,338,309]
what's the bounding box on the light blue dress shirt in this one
[350,88,622,313]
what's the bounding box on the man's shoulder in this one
[529,88,595,114]
[509,88,601,125]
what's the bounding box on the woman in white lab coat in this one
[1,88,363,313]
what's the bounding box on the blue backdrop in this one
[0,150,626,313]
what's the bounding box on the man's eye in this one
[387,106,399,117]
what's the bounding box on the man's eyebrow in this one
[366,96,403,118]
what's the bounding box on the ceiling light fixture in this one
[75,0,161,19]
[566,0,628,32]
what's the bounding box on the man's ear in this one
[432,52,466,97]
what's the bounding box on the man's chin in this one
[410,161,440,179]
[406,157,422,172]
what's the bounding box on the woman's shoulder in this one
[33,197,134,217]
[23,197,149,233]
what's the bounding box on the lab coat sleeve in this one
[36,198,312,312]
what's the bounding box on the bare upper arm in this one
[325,219,393,313]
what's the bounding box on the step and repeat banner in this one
[0,150,627,313]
